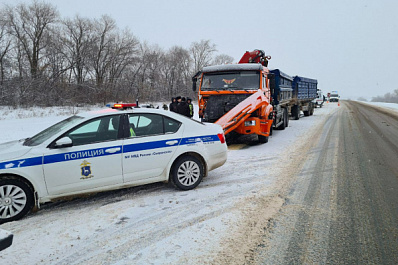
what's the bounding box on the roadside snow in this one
[0,228,12,241]
[355,101,398,114]
[0,103,340,264]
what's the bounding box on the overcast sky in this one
[2,0,398,100]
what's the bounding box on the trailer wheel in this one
[258,135,268,143]
[292,105,300,120]
[310,104,314,115]
[285,108,289,127]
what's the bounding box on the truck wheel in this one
[278,109,286,130]
[0,177,34,224]
[258,135,269,143]
[285,108,289,127]
[292,105,300,120]
[310,105,314,115]
[171,155,204,191]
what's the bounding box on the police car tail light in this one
[217,133,226,144]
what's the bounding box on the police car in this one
[0,104,227,223]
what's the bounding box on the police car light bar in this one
[110,103,137,109]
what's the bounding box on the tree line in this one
[0,1,234,107]
[371,89,398,104]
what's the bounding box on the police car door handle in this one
[105,147,121,153]
[166,140,178,145]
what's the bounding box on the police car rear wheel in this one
[0,178,34,223]
[172,156,204,190]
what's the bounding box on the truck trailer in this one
[291,76,318,119]
[269,69,293,130]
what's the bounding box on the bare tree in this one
[90,15,117,88]
[108,28,139,100]
[162,46,192,98]
[190,39,217,74]
[0,2,234,106]
[61,15,95,84]
[5,0,59,78]
[212,53,234,65]
[0,18,12,85]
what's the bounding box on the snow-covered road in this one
[0,103,340,264]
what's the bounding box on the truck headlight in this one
[244,120,256,126]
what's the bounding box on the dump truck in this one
[290,76,318,119]
[192,50,274,143]
[269,69,293,130]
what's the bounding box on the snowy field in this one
[355,100,398,113]
[0,101,389,264]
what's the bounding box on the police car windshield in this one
[24,116,84,146]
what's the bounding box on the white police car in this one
[0,104,227,223]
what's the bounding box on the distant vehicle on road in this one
[0,104,227,223]
[312,89,325,108]
[329,91,340,102]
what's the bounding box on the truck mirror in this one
[268,74,275,94]
[192,78,197,91]
[192,71,201,92]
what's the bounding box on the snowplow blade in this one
[215,90,269,135]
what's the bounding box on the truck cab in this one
[193,62,273,143]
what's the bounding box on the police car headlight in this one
[244,120,256,126]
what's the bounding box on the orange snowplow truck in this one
[192,50,274,143]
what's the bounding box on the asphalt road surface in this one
[255,101,398,264]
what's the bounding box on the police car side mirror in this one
[55,137,73,148]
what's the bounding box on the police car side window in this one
[70,120,100,135]
[66,115,120,145]
[164,116,181,133]
[128,114,167,137]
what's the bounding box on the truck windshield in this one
[24,115,84,146]
[330,94,338,97]
[201,71,260,91]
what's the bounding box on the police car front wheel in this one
[171,156,204,190]
[0,177,34,223]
